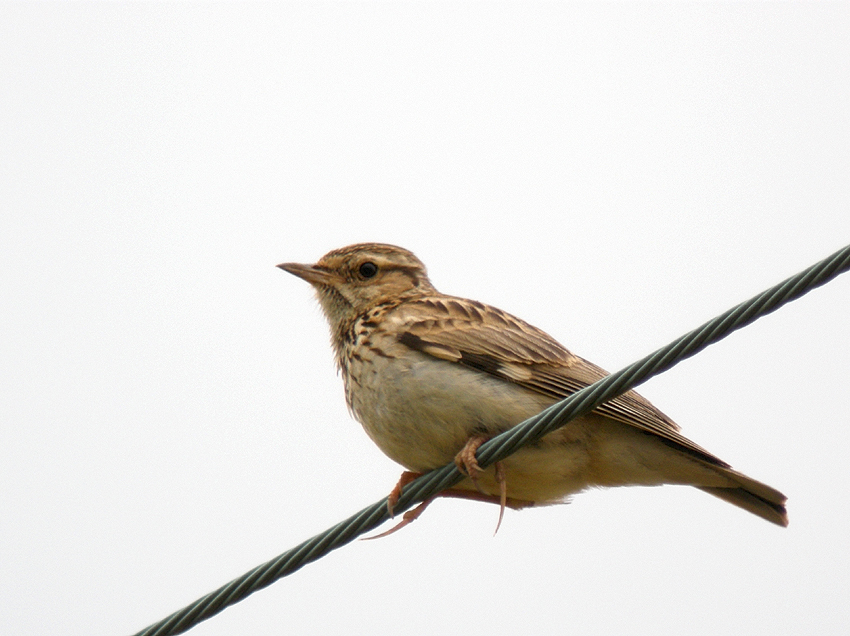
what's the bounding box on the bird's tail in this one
[698,467,788,527]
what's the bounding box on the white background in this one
[2,3,849,636]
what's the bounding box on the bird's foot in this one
[494,460,507,535]
[363,488,533,540]
[454,435,508,535]
[386,470,422,518]
[454,435,489,491]
[364,494,438,540]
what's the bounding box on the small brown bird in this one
[279,243,788,531]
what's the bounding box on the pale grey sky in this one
[1,4,849,636]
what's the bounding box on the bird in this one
[278,242,788,533]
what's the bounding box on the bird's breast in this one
[341,334,554,471]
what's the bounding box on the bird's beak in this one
[277,262,339,287]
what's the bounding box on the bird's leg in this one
[386,470,422,517]
[454,435,488,491]
[363,494,439,540]
[363,489,533,540]
[455,435,509,535]
[365,441,521,540]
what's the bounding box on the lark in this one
[279,243,787,533]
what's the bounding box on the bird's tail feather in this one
[698,467,788,527]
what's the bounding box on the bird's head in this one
[278,243,436,332]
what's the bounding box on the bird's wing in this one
[394,296,728,468]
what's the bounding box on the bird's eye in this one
[358,262,378,279]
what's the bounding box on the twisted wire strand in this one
[133,243,850,636]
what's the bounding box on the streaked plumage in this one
[279,243,788,527]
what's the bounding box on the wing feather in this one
[395,297,729,468]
